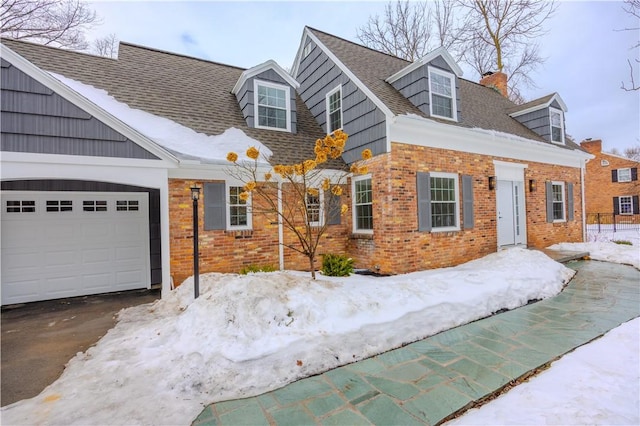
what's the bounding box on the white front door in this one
[1,191,150,305]
[497,180,527,247]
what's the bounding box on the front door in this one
[497,180,527,247]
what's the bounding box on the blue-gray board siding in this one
[0,180,162,285]
[514,109,551,141]
[235,70,298,133]
[296,43,386,161]
[1,61,160,159]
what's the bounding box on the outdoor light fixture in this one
[529,179,537,192]
[191,186,201,298]
[488,176,496,191]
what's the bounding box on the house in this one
[580,139,639,218]
[1,27,591,305]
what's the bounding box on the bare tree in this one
[620,0,640,91]
[624,144,640,161]
[1,0,98,50]
[357,0,556,102]
[93,33,118,58]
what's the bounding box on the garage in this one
[1,191,150,305]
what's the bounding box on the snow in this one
[550,236,640,269]
[586,225,640,247]
[446,317,640,425]
[49,73,272,163]
[1,243,637,425]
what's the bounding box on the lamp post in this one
[191,186,201,299]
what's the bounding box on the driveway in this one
[1,289,159,407]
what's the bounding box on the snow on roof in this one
[49,72,273,163]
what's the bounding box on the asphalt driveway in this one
[1,289,159,407]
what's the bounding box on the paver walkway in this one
[193,260,640,426]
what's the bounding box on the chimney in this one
[580,139,602,154]
[479,71,508,97]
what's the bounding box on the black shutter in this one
[462,175,474,229]
[633,195,639,214]
[631,168,638,181]
[613,197,620,215]
[327,194,341,225]
[204,182,226,230]
[567,183,574,221]
[417,172,432,231]
[545,181,553,223]
[612,169,618,182]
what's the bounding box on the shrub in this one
[240,264,277,274]
[322,254,354,277]
[613,240,633,245]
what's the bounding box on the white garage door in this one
[1,191,150,305]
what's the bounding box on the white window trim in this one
[253,79,291,132]
[619,195,634,215]
[430,171,460,232]
[617,168,632,182]
[549,107,565,145]
[428,66,457,122]
[306,189,325,227]
[226,184,252,231]
[352,174,373,234]
[551,181,566,222]
[325,85,343,134]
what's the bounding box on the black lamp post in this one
[191,186,201,299]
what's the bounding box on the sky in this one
[83,1,640,154]
[2,242,638,425]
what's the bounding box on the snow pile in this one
[549,241,640,269]
[447,317,640,425]
[50,73,272,162]
[1,248,574,426]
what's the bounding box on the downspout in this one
[581,158,588,242]
[278,180,284,270]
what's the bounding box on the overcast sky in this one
[86,1,640,154]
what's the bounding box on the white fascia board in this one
[386,46,463,83]
[291,31,308,78]
[390,114,593,168]
[0,44,179,165]
[509,93,568,118]
[231,59,300,95]
[0,151,176,169]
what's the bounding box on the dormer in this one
[508,93,568,145]
[232,60,300,133]
[385,47,463,122]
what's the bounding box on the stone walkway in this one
[193,260,640,426]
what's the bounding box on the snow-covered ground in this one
[550,230,640,269]
[447,317,640,425]
[1,243,638,425]
[586,225,640,248]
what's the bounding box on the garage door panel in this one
[2,191,150,305]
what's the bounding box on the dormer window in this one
[326,85,342,133]
[254,80,290,131]
[428,67,457,121]
[550,107,564,144]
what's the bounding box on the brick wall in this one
[346,143,584,275]
[581,140,640,213]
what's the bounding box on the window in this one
[228,186,250,229]
[551,182,565,221]
[617,168,632,182]
[303,42,312,58]
[116,200,139,211]
[306,190,323,226]
[254,80,290,131]
[326,86,342,134]
[430,173,459,230]
[6,200,35,213]
[550,108,564,144]
[619,196,633,215]
[601,159,610,166]
[46,200,72,212]
[83,200,107,212]
[353,176,373,232]
[429,67,456,120]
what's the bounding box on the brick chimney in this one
[580,139,602,154]
[479,71,508,97]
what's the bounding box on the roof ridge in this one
[118,41,246,70]
[0,37,117,61]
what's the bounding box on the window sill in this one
[227,229,253,238]
[431,227,461,233]
[351,233,374,240]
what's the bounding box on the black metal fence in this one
[586,213,640,232]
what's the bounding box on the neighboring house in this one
[580,139,639,217]
[1,27,591,305]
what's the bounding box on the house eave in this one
[385,46,464,84]
[231,59,300,95]
[509,92,568,118]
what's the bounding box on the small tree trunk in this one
[309,254,316,280]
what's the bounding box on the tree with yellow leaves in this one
[226,130,371,279]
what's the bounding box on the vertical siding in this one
[513,109,551,142]
[295,40,387,163]
[0,60,160,159]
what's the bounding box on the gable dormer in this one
[385,47,463,122]
[508,93,568,145]
[232,60,300,133]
